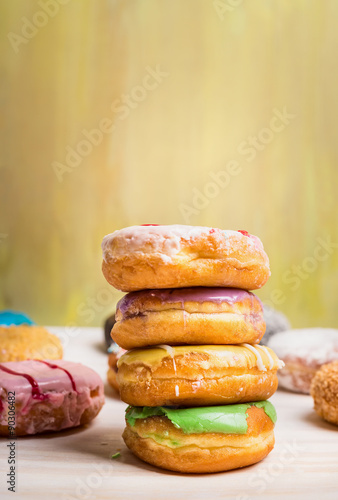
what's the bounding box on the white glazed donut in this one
[102,225,270,292]
[267,328,338,394]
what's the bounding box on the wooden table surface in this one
[0,327,337,500]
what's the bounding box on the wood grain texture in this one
[0,1,338,328]
[0,328,337,499]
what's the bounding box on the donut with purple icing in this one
[112,287,266,349]
[0,360,104,436]
[101,225,270,292]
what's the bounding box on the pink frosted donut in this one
[101,225,270,292]
[0,360,104,436]
[267,328,338,394]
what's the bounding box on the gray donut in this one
[261,305,291,345]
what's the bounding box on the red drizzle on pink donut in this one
[238,230,250,237]
[0,364,48,401]
[35,360,77,392]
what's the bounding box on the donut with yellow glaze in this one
[117,344,284,407]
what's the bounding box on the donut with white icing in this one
[101,225,270,292]
[0,360,104,436]
[267,328,338,394]
[112,288,265,349]
[117,344,283,407]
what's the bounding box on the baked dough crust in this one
[102,226,270,291]
[0,326,63,362]
[117,345,282,406]
[107,367,119,392]
[107,349,126,392]
[123,405,275,473]
[310,361,338,426]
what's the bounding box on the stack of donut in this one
[102,224,284,473]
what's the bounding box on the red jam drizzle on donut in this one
[0,364,48,401]
[238,230,251,237]
[35,360,77,392]
[238,230,263,251]
[209,228,216,234]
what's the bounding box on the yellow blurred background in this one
[1,0,337,329]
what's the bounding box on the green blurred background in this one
[1,0,337,328]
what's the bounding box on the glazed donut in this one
[112,288,265,349]
[107,344,126,392]
[117,344,283,407]
[267,328,338,394]
[123,402,276,473]
[0,326,63,362]
[0,360,104,436]
[310,361,338,426]
[102,225,270,292]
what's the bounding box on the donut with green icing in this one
[126,400,277,435]
[122,401,277,473]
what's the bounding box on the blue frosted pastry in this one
[0,310,35,326]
